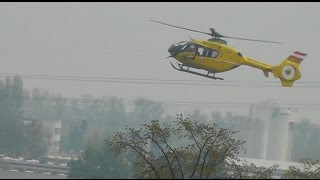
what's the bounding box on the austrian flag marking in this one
[293,51,307,59]
[287,51,307,64]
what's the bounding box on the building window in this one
[55,128,61,135]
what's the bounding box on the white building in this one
[23,119,61,153]
[42,120,61,153]
[246,99,301,161]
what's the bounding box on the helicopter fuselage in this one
[153,19,306,87]
[169,39,247,73]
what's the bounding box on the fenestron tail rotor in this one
[150,20,283,44]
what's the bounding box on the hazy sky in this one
[1,2,320,120]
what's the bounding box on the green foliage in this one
[282,158,320,179]
[68,120,87,153]
[21,120,52,159]
[225,159,279,179]
[54,93,67,120]
[110,114,276,179]
[68,134,132,179]
[0,76,51,159]
[0,76,24,156]
[133,97,165,123]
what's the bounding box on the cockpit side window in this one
[210,49,219,58]
[184,44,196,52]
[197,47,204,56]
[196,45,219,58]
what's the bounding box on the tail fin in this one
[272,51,307,87]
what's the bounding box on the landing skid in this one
[170,62,224,80]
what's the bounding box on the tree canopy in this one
[68,133,132,179]
[109,114,278,179]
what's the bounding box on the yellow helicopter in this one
[151,20,307,87]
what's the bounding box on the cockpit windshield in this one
[173,41,188,47]
[168,41,190,56]
[181,44,188,51]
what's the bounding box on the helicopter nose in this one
[168,44,180,56]
[168,46,174,55]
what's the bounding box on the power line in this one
[22,117,320,132]
[2,74,320,110]
[1,73,320,88]
[0,73,236,83]
[0,75,261,87]
[10,95,320,110]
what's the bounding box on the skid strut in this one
[170,62,224,80]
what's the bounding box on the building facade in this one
[242,99,300,161]
[42,120,61,153]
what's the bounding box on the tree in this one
[0,76,23,113]
[105,96,126,125]
[282,158,320,179]
[10,76,23,111]
[21,120,52,159]
[0,76,24,156]
[68,120,88,153]
[31,88,44,110]
[68,133,131,179]
[224,158,278,179]
[133,98,165,124]
[69,98,81,119]
[187,108,207,124]
[291,120,320,162]
[54,93,67,120]
[110,114,277,179]
[211,111,223,126]
[80,94,95,121]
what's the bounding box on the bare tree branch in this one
[190,130,201,150]
[125,141,160,179]
[164,136,185,179]
[150,136,175,179]
[200,129,224,178]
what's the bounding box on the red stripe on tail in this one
[288,55,303,64]
[294,51,307,57]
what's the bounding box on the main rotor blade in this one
[150,20,283,44]
[222,35,283,44]
[150,20,211,36]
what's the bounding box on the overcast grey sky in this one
[1,2,320,120]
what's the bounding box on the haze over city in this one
[1,2,320,179]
